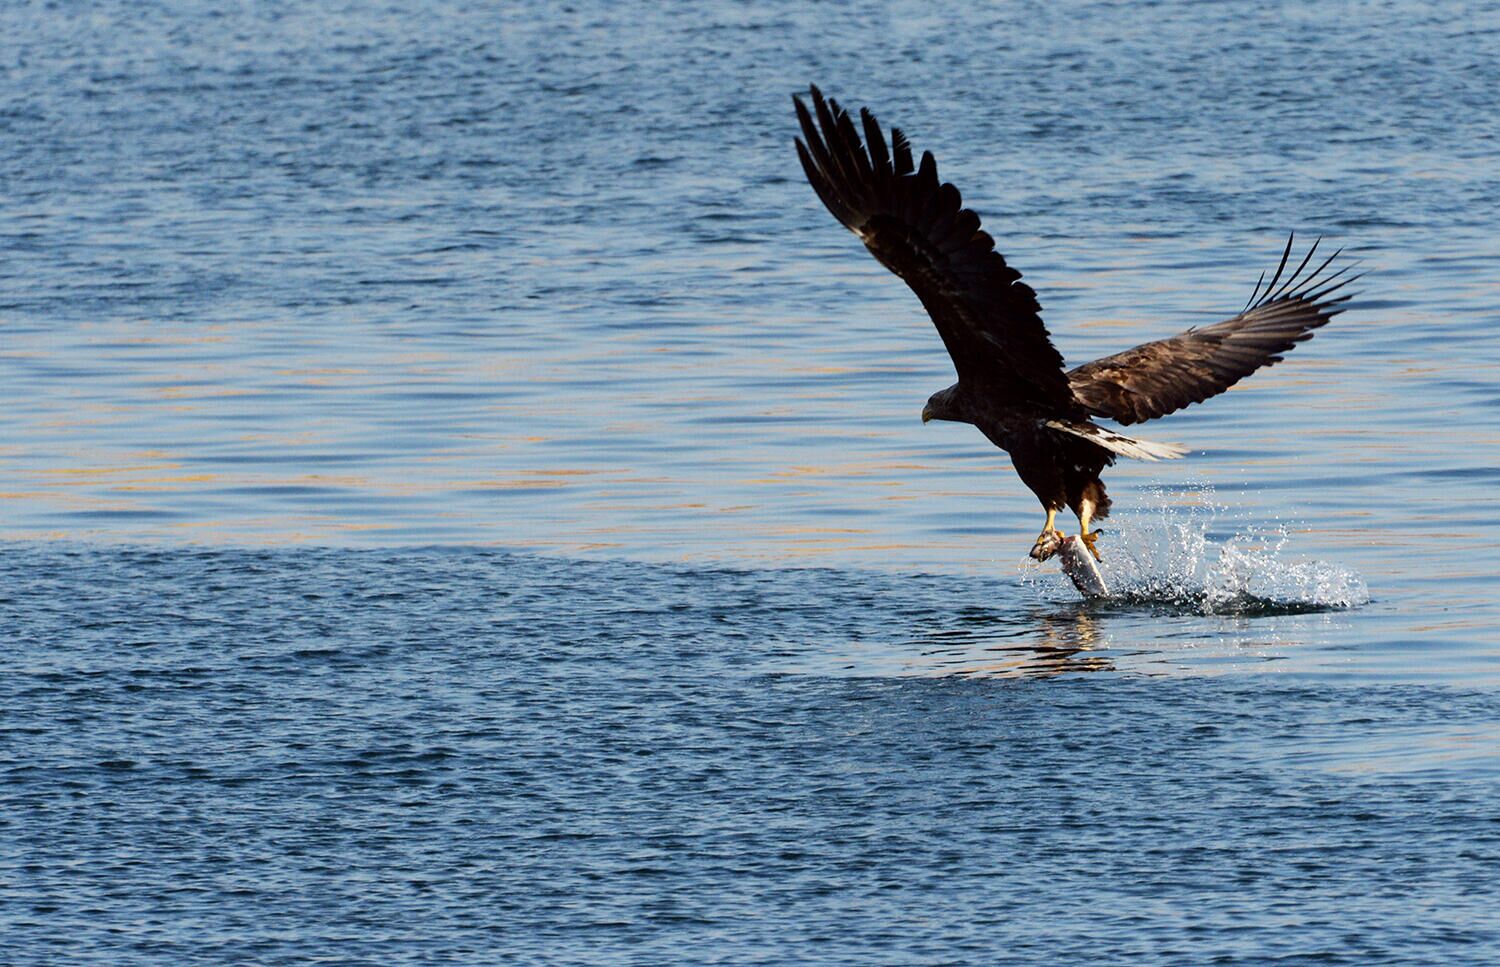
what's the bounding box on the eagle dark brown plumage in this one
[792,85,1356,562]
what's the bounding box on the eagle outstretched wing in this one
[793,85,1076,410]
[1068,237,1357,425]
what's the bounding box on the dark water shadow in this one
[1082,589,1365,618]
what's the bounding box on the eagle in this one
[792,85,1355,563]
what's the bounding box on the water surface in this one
[3,0,1499,962]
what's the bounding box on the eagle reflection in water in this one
[904,607,1112,679]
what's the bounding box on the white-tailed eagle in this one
[793,85,1355,561]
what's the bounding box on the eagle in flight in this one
[793,85,1355,562]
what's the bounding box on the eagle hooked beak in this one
[922,404,933,424]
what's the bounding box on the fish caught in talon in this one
[1030,531,1064,562]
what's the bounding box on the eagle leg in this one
[1029,508,1067,561]
[1077,499,1103,562]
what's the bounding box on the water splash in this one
[1025,484,1369,614]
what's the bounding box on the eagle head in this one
[922,385,964,424]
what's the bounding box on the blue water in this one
[3,1,1500,962]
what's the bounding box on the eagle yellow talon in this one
[1029,508,1067,561]
[1079,530,1102,562]
[1029,506,1068,562]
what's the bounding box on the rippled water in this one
[4,0,1500,962]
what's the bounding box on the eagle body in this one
[793,85,1355,559]
[928,385,1115,524]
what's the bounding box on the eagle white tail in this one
[1044,419,1189,462]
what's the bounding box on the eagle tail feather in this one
[1044,419,1189,462]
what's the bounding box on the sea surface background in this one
[3,1,1499,963]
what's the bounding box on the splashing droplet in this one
[1024,484,1369,614]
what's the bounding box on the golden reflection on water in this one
[1,235,1493,639]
